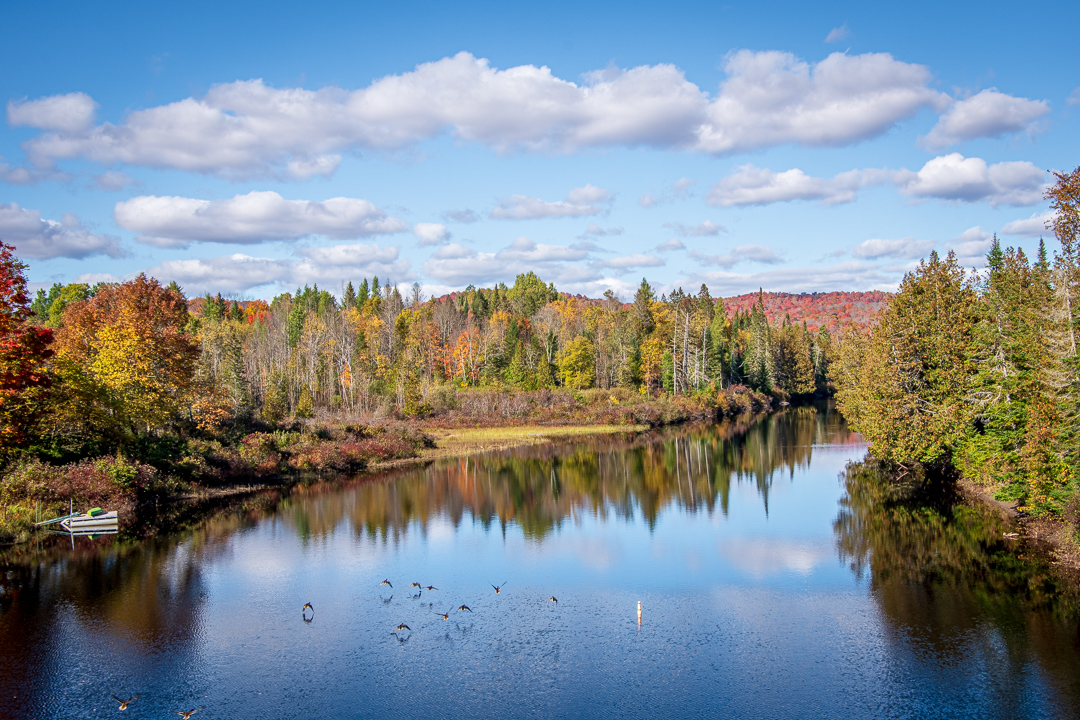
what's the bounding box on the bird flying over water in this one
[393,623,411,633]
[303,602,313,612]
[436,608,452,620]
[492,582,507,594]
[425,585,439,590]
[410,582,422,589]
[174,708,204,719]
[380,579,393,588]
[111,694,139,710]
[549,596,558,604]
[457,605,472,612]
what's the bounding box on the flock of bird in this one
[363,578,557,642]
[105,577,559,714]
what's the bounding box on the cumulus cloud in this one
[490,184,611,219]
[656,237,686,252]
[689,244,782,268]
[91,170,138,191]
[114,190,408,248]
[0,159,69,185]
[1001,210,1056,237]
[599,253,665,270]
[443,208,480,224]
[947,226,994,267]
[413,222,448,246]
[579,223,623,238]
[896,153,1046,206]
[851,236,935,260]
[707,154,1046,208]
[695,50,947,154]
[422,236,591,286]
[920,89,1050,149]
[0,203,123,259]
[7,92,98,133]
[13,51,948,177]
[825,24,850,43]
[142,242,411,296]
[1069,88,1080,107]
[707,164,889,206]
[664,220,726,236]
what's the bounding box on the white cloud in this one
[695,50,947,154]
[286,154,341,179]
[73,272,122,285]
[851,236,935,260]
[824,24,850,43]
[7,92,98,133]
[91,170,138,191]
[1068,88,1080,107]
[580,223,623,238]
[707,164,889,206]
[656,238,686,252]
[689,244,782,268]
[442,209,480,224]
[423,236,591,286]
[947,226,993,267]
[673,177,695,195]
[639,177,696,208]
[14,51,948,177]
[600,253,665,270]
[1000,210,1056,237]
[490,184,611,219]
[664,220,726,236]
[896,153,1046,206]
[921,89,1049,149]
[114,190,408,248]
[682,259,901,296]
[413,222,448,246]
[0,203,123,259]
[142,242,411,296]
[0,159,69,185]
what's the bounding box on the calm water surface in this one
[2,407,1079,719]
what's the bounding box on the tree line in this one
[834,165,1080,520]
[0,256,841,462]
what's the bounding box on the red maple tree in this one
[0,242,54,449]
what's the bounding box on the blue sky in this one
[2,0,1078,300]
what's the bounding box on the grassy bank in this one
[0,385,773,544]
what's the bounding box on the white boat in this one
[60,509,119,531]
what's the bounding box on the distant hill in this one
[721,291,890,332]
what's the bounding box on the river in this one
[1,406,1078,719]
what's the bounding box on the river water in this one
[1,407,1078,719]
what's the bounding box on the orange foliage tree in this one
[53,274,199,437]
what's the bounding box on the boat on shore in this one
[35,506,119,533]
[61,509,118,531]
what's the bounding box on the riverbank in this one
[0,385,774,544]
[958,477,1080,575]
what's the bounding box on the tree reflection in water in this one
[834,457,1080,712]
[277,405,852,543]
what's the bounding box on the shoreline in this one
[160,423,650,499]
[957,477,1080,576]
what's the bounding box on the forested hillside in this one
[722,291,889,332]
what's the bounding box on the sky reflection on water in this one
[1,407,1078,719]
